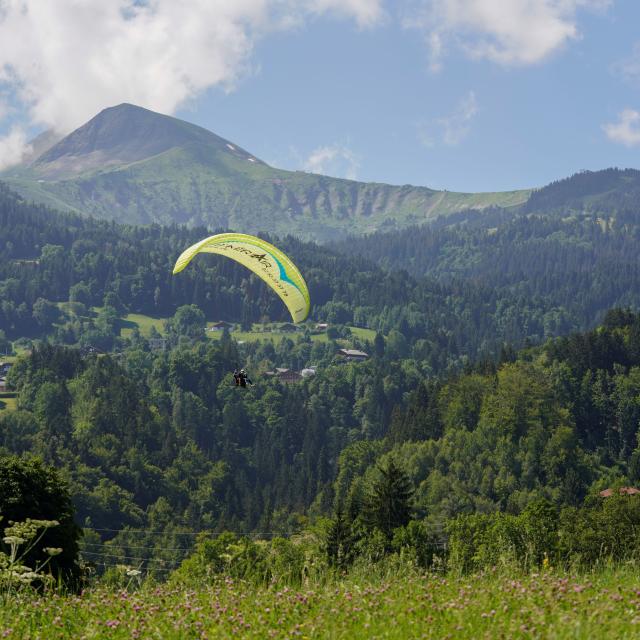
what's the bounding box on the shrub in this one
[0,455,81,588]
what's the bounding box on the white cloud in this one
[0,126,32,170]
[612,42,640,84]
[603,109,640,147]
[418,90,478,147]
[0,0,383,168]
[404,0,611,69]
[303,143,361,179]
[439,90,478,145]
[308,0,385,28]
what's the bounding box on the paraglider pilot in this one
[233,369,252,388]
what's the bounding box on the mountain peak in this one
[33,103,264,179]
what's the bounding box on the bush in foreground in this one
[0,456,81,588]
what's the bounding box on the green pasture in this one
[0,393,17,412]
[1,568,639,638]
[1,344,30,364]
[205,325,375,344]
[120,313,168,338]
[118,313,376,344]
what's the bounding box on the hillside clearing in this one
[0,394,17,412]
[119,314,375,344]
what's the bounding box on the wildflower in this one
[43,547,62,556]
[105,620,120,628]
[542,553,549,570]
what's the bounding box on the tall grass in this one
[1,564,640,638]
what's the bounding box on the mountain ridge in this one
[0,103,536,240]
[32,103,265,179]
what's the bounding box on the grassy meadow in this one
[0,351,18,412]
[119,313,376,344]
[0,394,17,412]
[119,313,167,338]
[2,568,640,639]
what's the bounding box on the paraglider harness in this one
[233,369,252,388]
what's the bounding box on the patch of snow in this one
[226,143,235,151]
[247,157,256,162]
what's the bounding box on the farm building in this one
[599,487,640,497]
[148,337,167,351]
[264,368,303,383]
[209,321,234,331]
[337,349,369,361]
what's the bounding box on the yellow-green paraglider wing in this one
[173,233,310,323]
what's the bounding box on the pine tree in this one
[363,458,414,539]
[325,509,354,569]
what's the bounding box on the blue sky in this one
[0,1,639,192]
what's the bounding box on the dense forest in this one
[522,168,640,213]
[4,309,640,572]
[1,184,578,369]
[3,177,640,577]
[331,185,640,331]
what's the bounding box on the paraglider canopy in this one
[172,233,310,323]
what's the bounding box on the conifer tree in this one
[325,508,354,569]
[363,458,413,539]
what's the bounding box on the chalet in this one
[264,368,303,383]
[337,348,369,362]
[599,486,640,497]
[148,337,167,351]
[81,346,106,356]
[209,321,234,331]
[279,323,300,333]
[264,367,289,377]
[0,378,6,392]
[0,362,12,376]
[315,323,329,331]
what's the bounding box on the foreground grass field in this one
[2,569,640,639]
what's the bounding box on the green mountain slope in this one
[0,104,529,241]
[523,168,640,213]
[329,168,640,332]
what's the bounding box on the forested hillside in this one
[331,174,640,330]
[0,184,567,367]
[3,180,640,573]
[523,168,640,213]
[3,308,640,571]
